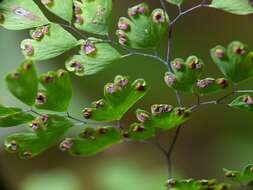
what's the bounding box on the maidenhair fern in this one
[1,0,253,189]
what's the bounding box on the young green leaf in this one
[60,126,122,156]
[127,105,190,141]
[210,0,253,15]
[21,23,78,61]
[0,105,20,115]
[5,60,38,106]
[40,0,73,22]
[127,122,156,141]
[82,75,149,122]
[166,0,183,6]
[164,56,204,93]
[210,41,253,83]
[0,105,35,127]
[166,178,230,190]
[229,94,253,112]
[73,0,112,35]
[224,164,253,184]
[35,70,72,112]
[0,0,49,30]
[4,114,73,159]
[116,3,169,49]
[65,38,121,76]
[194,77,229,95]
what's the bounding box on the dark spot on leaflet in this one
[132,124,145,132]
[11,6,40,20]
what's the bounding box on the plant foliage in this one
[1,0,253,189]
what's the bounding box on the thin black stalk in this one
[28,107,117,127]
[161,1,211,179]
[163,1,184,179]
[147,140,168,157]
[66,112,87,124]
[175,90,183,107]
[166,125,182,178]
[166,26,173,72]
[121,52,167,65]
[166,18,182,107]
[59,23,87,39]
[142,139,173,177]
[160,0,168,15]
[170,1,209,26]
[216,91,235,103]
[167,126,182,158]
[110,38,167,66]
[188,89,253,112]
[30,109,44,116]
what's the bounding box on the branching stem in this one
[189,89,253,112]
[59,23,87,39]
[159,0,168,14]
[156,0,211,179]
[170,1,209,26]
[30,0,251,182]
[66,112,87,124]
[121,52,167,65]
[26,109,115,127]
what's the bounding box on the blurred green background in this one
[0,0,253,189]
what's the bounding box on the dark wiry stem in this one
[66,112,87,124]
[170,0,209,26]
[30,109,44,116]
[189,89,253,112]
[161,0,210,179]
[27,109,113,127]
[59,23,87,39]
[160,0,168,15]
[166,125,182,177]
[121,52,167,65]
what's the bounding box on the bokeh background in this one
[0,0,253,189]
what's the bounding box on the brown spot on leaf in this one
[11,6,40,20]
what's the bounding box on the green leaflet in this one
[224,164,253,184]
[194,77,229,95]
[166,179,230,190]
[35,70,72,112]
[65,38,121,76]
[210,41,253,83]
[5,60,38,106]
[166,0,183,6]
[21,23,78,61]
[116,3,169,49]
[40,0,73,22]
[127,122,155,141]
[82,75,149,122]
[128,105,190,141]
[60,126,122,156]
[0,0,49,30]
[210,0,253,15]
[164,56,230,94]
[5,62,72,112]
[164,56,204,93]
[0,105,35,127]
[229,94,253,112]
[73,0,112,35]
[0,105,20,115]
[4,115,73,159]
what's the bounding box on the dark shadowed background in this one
[0,0,253,189]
